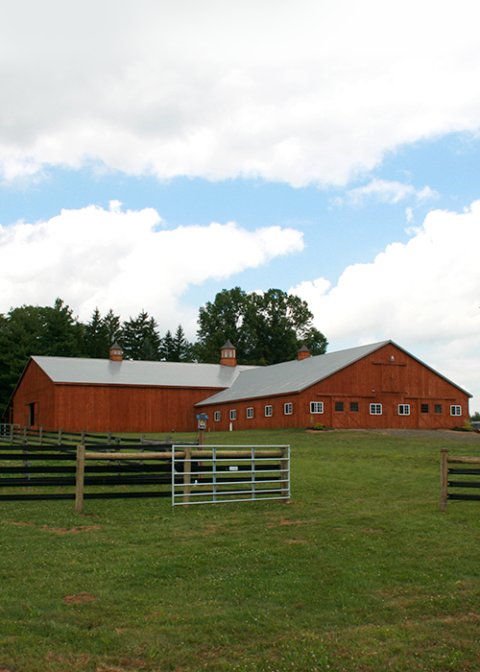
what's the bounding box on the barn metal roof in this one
[31,356,256,389]
[196,341,392,405]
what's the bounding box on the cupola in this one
[297,345,311,361]
[220,339,237,367]
[109,342,123,361]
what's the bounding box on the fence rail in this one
[0,441,290,510]
[440,448,480,510]
[0,424,124,446]
[171,444,290,507]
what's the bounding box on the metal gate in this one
[172,444,290,506]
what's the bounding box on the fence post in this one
[183,447,192,505]
[440,448,449,512]
[75,445,85,514]
[280,446,289,500]
[57,428,63,446]
[81,430,86,445]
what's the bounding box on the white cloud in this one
[291,201,480,410]
[0,203,304,334]
[1,0,480,186]
[346,179,439,205]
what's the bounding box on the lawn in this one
[1,429,480,672]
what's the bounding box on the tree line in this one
[0,288,327,412]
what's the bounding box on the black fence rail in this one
[0,424,125,446]
[440,448,480,510]
[0,442,179,503]
[0,442,290,510]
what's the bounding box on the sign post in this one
[196,413,208,447]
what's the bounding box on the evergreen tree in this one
[121,310,161,360]
[103,309,122,348]
[160,330,175,361]
[160,325,194,362]
[84,308,110,358]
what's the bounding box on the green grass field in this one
[1,429,480,672]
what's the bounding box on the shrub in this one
[314,422,326,431]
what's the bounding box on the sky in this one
[1,0,480,412]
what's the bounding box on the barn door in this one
[417,402,434,428]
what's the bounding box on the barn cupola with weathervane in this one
[220,339,237,367]
[109,342,123,362]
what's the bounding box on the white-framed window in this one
[229,409,237,421]
[450,405,462,416]
[398,404,410,416]
[246,407,254,419]
[370,403,382,415]
[214,411,221,422]
[284,402,293,415]
[310,401,324,414]
[265,405,273,417]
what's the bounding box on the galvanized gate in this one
[171,444,290,506]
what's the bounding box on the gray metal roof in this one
[31,356,256,389]
[196,341,391,405]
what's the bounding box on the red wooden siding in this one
[52,384,223,433]
[11,343,470,433]
[12,360,56,429]
[202,343,470,432]
[12,360,225,433]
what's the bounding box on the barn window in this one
[370,403,382,415]
[350,402,359,412]
[335,401,344,412]
[435,404,442,414]
[246,407,254,419]
[214,411,221,422]
[421,404,429,413]
[310,402,324,414]
[398,404,410,416]
[229,409,237,421]
[265,405,273,417]
[284,403,293,415]
[450,405,462,416]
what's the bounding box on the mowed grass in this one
[1,429,480,672]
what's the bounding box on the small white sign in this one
[229,466,239,471]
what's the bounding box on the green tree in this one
[83,308,122,358]
[161,325,194,362]
[37,299,85,357]
[0,299,85,413]
[84,308,110,358]
[121,310,161,361]
[103,309,122,348]
[195,287,327,365]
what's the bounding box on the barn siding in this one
[12,360,56,429]
[11,342,470,433]
[46,383,224,433]
[202,343,470,431]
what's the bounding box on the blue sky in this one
[1,0,480,411]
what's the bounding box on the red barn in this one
[8,340,471,433]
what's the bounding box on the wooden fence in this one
[0,442,290,511]
[0,424,123,446]
[440,448,480,510]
